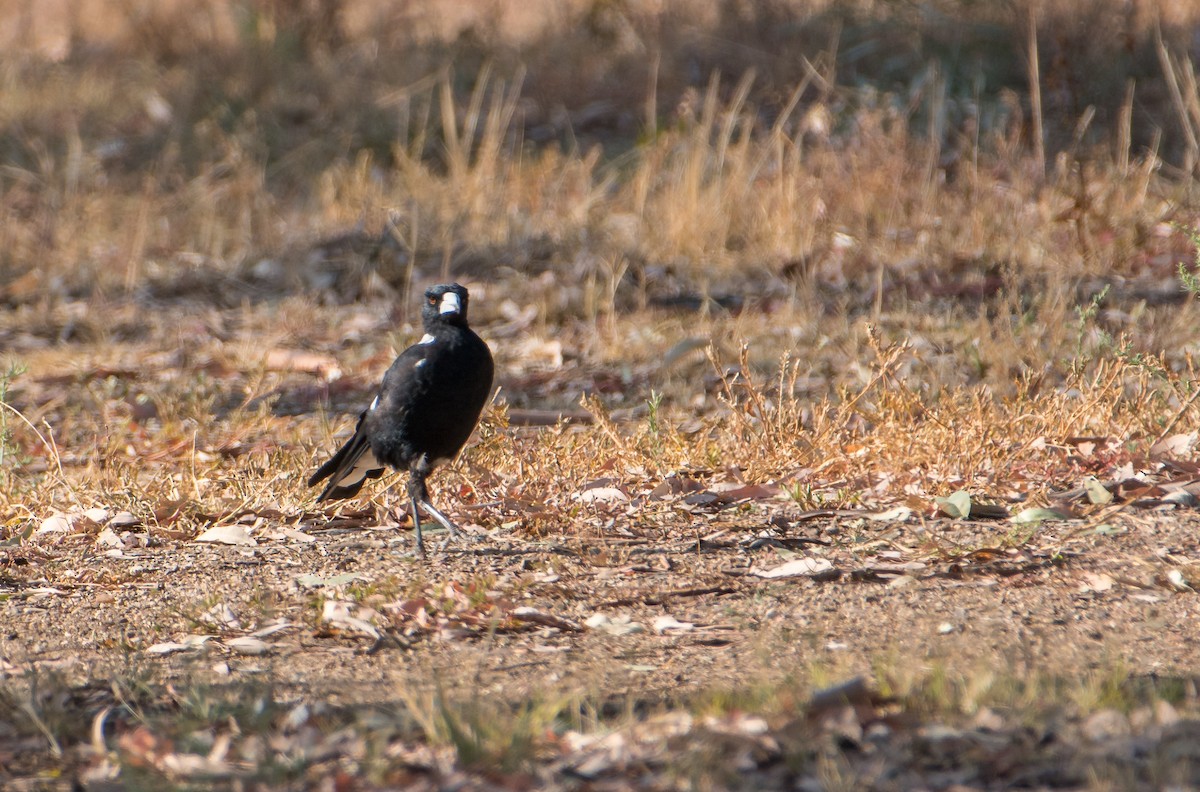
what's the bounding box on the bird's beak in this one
[439,292,461,315]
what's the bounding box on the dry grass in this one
[5,0,1200,788]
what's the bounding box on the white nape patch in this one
[368,395,379,412]
[340,449,380,488]
[418,333,435,345]
[439,292,461,315]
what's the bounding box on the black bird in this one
[309,283,495,557]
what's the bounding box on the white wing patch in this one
[368,395,379,412]
[418,333,435,345]
[415,359,426,369]
[338,448,381,488]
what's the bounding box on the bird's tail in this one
[309,413,385,501]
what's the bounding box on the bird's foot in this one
[434,525,480,554]
[421,500,465,539]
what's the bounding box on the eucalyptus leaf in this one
[1011,507,1072,524]
[1083,477,1114,505]
[935,490,972,519]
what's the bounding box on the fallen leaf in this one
[267,525,317,543]
[1084,477,1114,505]
[652,615,695,633]
[145,642,195,656]
[322,600,380,639]
[1011,507,1072,524]
[584,613,645,636]
[82,507,111,524]
[868,506,913,522]
[110,511,140,528]
[1161,489,1199,507]
[935,490,972,519]
[250,619,293,638]
[225,636,272,656]
[145,635,214,656]
[751,557,834,579]
[195,524,256,546]
[573,487,629,505]
[95,527,122,547]
[1151,432,1197,458]
[648,475,705,500]
[38,513,74,534]
[708,482,782,501]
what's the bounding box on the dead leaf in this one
[1011,507,1073,524]
[683,492,721,507]
[935,490,971,519]
[95,527,122,547]
[751,557,834,579]
[869,506,913,522]
[145,635,214,655]
[708,483,782,501]
[652,615,695,633]
[649,475,705,500]
[322,600,381,639]
[573,486,629,505]
[145,642,196,656]
[584,613,645,636]
[250,619,293,639]
[225,636,272,656]
[194,524,256,546]
[272,525,317,543]
[1152,432,1197,458]
[1084,477,1114,505]
[38,513,74,534]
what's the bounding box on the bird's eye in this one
[427,296,437,305]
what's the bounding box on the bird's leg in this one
[406,474,427,559]
[418,499,461,539]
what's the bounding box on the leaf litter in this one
[8,264,1200,790]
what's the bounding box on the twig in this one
[597,585,738,609]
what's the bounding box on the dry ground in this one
[7,1,1200,789]
[7,293,1200,790]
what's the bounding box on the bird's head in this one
[421,283,471,328]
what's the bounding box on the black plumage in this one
[309,283,495,557]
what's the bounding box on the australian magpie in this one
[309,283,495,558]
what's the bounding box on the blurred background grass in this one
[2,0,1198,306]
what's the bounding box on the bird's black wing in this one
[308,408,386,501]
